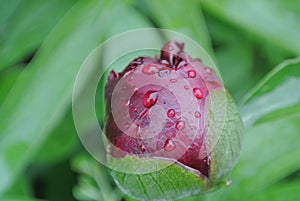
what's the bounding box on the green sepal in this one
[109,156,209,201]
[206,89,243,184]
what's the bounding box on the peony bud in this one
[104,41,243,200]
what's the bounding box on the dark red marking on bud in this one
[193,88,203,99]
[167,109,175,118]
[188,70,197,78]
[143,91,159,108]
[164,139,176,152]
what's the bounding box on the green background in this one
[0,0,300,200]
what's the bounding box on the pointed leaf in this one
[205,117,300,201]
[0,0,152,195]
[0,0,78,70]
[200,0,300,54]
[240,57,300,127]
[110,156,209,201]
[145,0,213,54]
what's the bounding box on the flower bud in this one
[104,41,243,200]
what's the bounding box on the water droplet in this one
[125,100,130,106]
[139,144,146,152]
[226,180,232,186]
[187,70,196,78]
[158,69,170,77]
[170,79,177,83]
[143,90,159,108]
[133,87,139,93]
[193,88,203,99]
[184,85,189,90]
[129,76,134,81]
[205,67,213,74]
[134,108,138,112]
[136,126,141,138]
[164,139,176,151]
[142,64,159,75]
[195,111,201,118]
[176,121,185,130]
[167,109,175,118]
[161,60,169,65]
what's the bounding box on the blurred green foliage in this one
[0,0,299,200]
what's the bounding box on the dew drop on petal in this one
[170,79,177,83]
[187,70,196,78]
[195,111,201,118]
[143,64,159,75]
[167,109,175,118]
[184,85,189,90]
[161,60,169,65]
[139,144,146,152]
[193,88,203,99]
[136,126,141,139]
[205,67,213,74]
[176,121,185,130]
[158,69,170,77]
[143,91,159,108]
[226,180,232,186]
[164,139,176,151]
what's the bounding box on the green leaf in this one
[0,198,46,201]
[32,108,79,164]
[0,0,107,194]
[0,0,78,70]
[2,175,31,199]
[234,118,300,194]
[0,65,23,104]
[144,0,213,54]
[0,0,153,195]
[206,90,243,184]
[200,0,300,55]
[177,196,205,201]
[205,15,263,101]
[0,0,21,26]
[259,40,295,69]
[124,193,204,201]
[244,180,300,201]
[205,117,300,201]
[72,154,122,201]
[240,57,300,128]
[215,42,254,101]
[206,57,300,200]
[109,156,209,201]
